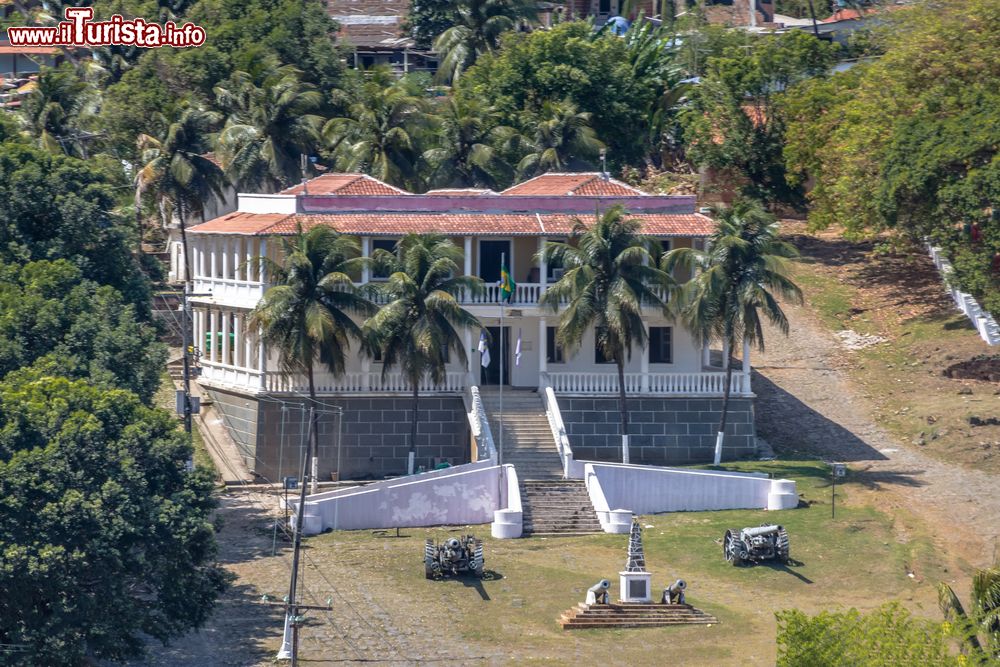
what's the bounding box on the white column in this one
[244,315,253,371]
[233,313,242,368]
[722,339,730,370]
[538,236,547,292]
[209,310,218,363]
[245,238,253,283]
[463,236,473,303]
[221,237,230,280]
[194,309,203,358]
[702,342,711,369]
[361,356,371,390]
[258,332,267,389]
[233,237,242,281]
[222,311,231,366]
[200,238,208,278]
[259,239,267,283]
[210,237,218,279]
[538,317,547,389]
[361,237,370,283]
[742,338,751,395]
[640,323,649,393]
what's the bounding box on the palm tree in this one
[515,99,605,179]
[539,206,673,464]
[938,560,1000,660]
[215,65,324,192]
[423,96,514,189]
[19,64,89,155]
[249,225,376,479]
[433,0,537,83]
[323,68,430,191]
[135,106,227,283]
[664,200,802,465]
[363,234,483,475]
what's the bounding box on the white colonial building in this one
[186,172,757,482]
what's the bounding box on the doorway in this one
[480,326,510,385]
[479,240,512,283]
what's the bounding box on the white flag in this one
[478,331,491,368]
[515,330,522,366]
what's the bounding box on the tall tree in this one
[248,225,374,476]
[363,234,482,475]
[19,64,89,156]
[433,0,537,83]
[215,65,324,192]
[0,374,227,666]
[135,106,227,283]
[664,200,801,464]
[515,99,605,179]
[938,559,1000,660]
[423,96,514,189]
[323,68,430,191]
[539,206,673,464]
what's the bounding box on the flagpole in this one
[499,252,505,469]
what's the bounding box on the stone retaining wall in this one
[205,387,470,481]
[557,396,756,464]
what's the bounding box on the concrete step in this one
[558,603,718,629]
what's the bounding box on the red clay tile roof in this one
[500,173,645,197]
[0,45,60,55]
[189,212,292,235]
[190,211,714,237]
[279,173,408,196]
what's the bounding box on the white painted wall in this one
[584,462,798,533]
[291,462,523,536]
[238,194,297,214]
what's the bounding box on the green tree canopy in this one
[0,375,227,665]
[0,142,151,309]
[458,22,664,170]
[0,260,166,403]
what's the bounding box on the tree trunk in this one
[408,376,419,475]
[178,199,191,285]
[714,340,734,466]
[616,357,630,464]
[307,360,320,493]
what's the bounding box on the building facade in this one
[187,172,757,481]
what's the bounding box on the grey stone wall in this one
[557,396,756,465]
[207,388,471,481]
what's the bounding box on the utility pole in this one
[178,285,212,470]
[278,407,316,665]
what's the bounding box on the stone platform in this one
[558,602,718,630]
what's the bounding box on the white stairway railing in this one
[546,371,748,396]
[263,371,466,394]
[465,381,497,463]
[539,373,585,479]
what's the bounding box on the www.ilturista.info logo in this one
[7,7,206,48]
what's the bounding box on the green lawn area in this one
[299,460,945,665]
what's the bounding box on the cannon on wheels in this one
[723,525,790,566]
[424,535,485,579]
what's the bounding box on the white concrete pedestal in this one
[619,571,653,603]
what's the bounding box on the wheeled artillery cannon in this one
[723,524,789,566]
[424,535,484,579]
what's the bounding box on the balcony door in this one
[479,240,511,283]
[480,326,510,386]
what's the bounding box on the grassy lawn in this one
[153,371,217,474]
[295,460,944,665]
[787,224,1000,474]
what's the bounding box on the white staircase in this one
[479,388,564,480]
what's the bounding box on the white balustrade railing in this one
[199,360,263,389]
[467,383,497,462]
[263,370,466,394]
[927,245,1000,345]
[193,276,265,306]
[466,282,544,306]
[546,371,748,396]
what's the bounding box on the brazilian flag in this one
[500,262,515,303]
